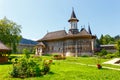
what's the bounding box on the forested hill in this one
[19,38,38,45]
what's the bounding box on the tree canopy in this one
[0,17,22,53]
[115,40,120,56]
[99,34,115,45]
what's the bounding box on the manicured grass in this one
[48,61,120,80]
[0,64,12,79]
[65,57,108,64]
[102,64,120,68]
[10,54,34,57]
[0,56,120,80]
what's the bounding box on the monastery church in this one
[36,9,97,56]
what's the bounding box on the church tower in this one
[68,8,79,34]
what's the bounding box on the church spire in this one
[71,8,77,18]
[68,8,79,22]
[68,8,79,34]
[88,23,92,35]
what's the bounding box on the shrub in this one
[44,54,52,56]
[105,54,114,59]
[81,55,89,57]
[10,55,52,78]
[42,60,53,75]
[98,49,108,57]
[10,57,42,78]
[22,49,30,59]
[8,56,16,62]
[10,65,19,77]
[53,54,66,60]
[114,51,120,57]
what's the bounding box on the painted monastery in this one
[36,9,97,56]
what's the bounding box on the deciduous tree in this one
[115,40,120,56]
[0,17,22,53]
[99,34,114,44]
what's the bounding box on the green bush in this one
[44,54,52,56]
[114,51,120,57]
[10,55,52,78]
[81,55,89,57]
[105,54,114,59]
[8,56,16,62]
[10,57,42,78]
[22,49,30,59]
[98,49,108,57]
[42,60,53,75]
[53,54,66,60]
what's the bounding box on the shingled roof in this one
[37,28,96,42]
[71,9,77,18]
[36,42,46,48]
[68,9,79,22]
[77,28,92,36]
[38,30,67,41]
[0,41,11,51]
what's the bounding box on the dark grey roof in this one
[68,9,79,22]
[38,30,67,41]
[71,9,77,18]
[36,42,46,47]
[77,28,92,36]
[88,25,92,35]
[38,28,96,42]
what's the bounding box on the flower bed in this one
[53,54,66,60]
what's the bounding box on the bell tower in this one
[68,8,79,34]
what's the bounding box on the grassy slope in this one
[0,56,120,80]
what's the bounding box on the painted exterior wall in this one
[37,38,96,56]
[44,40,64,54]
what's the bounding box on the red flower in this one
[97,64,102,69]
[49,60,53,64]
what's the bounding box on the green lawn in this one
[0,64,12,79]
[1,56,120,80]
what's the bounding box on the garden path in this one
[64,62,120,71]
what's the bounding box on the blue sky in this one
[0,0,120,40]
